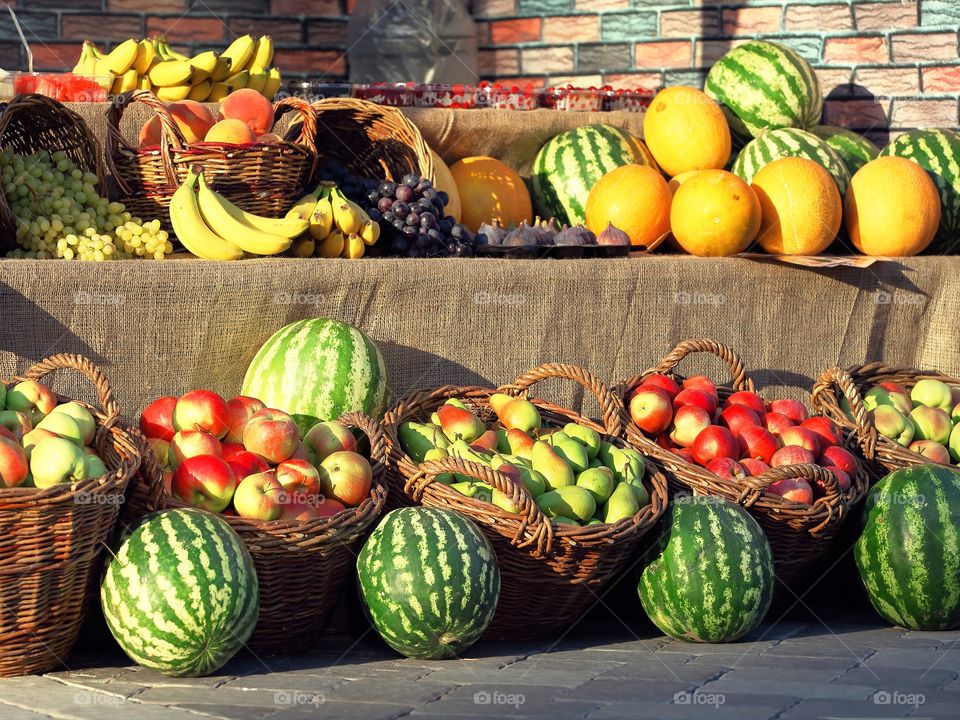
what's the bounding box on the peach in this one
[139,115,162,149]
[220,88,274,136]
[204,118,257,145]
[169,100,216,143]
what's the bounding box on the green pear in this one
[552,516,581,526]
[589,458,604,469]
[586,518,604,526]
[423,447,453,484]
[450,481,493,503]
[496,429,511,454]
[489,393,514,417]
[498,453,531,469]
[532,440,574,490]
[448,440,493,466]
[505,428,535,459]
[596,441,617,469]
[535,485,596,522]
[498,397,542,433]
[491,487,521,513]
[398,421,448,463]
[563,423,601,459]
[546,431,572,446]
[624,476,650,507]
[444,398,469,410]
[430,411,441,426]
[576,466,615,504]
[602,445,645,484]
[553,439,590,474]
[493,455,547,497]
[603,482,640,524]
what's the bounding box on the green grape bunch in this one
[1,148,173,261]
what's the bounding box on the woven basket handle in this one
[649,338,754,392]
[740,463,842,535]
[416,456,555,556]
[338,410,388,478]
[106,90,187,194]
[273,96,318,154]
[810,366,877,461]
[501,363,623,438]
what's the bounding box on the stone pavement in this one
[1,598,959,720]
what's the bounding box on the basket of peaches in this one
[128,389,386,654]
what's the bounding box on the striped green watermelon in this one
[732,128,852,194]
[811,125,880,176]
[880,129,960,252]
[531,124,650,226]
[855,465,960,631]
[357,507,500,659]
[101,509,259,677]
[241,318,388,436]
[638,496,773,643]
[705,40,823,140]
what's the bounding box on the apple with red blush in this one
[640,373,680,401]
[629,386,674,435]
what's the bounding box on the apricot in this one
[139,100,216,148]
[204,118,257,145]
[220,88,274,136]
[138,115,162,149]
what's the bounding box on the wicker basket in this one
[616,339,870,591]
[302,97,435,183]
[0,94,107,252]
[125,411,387,654]
[106,90,318,225]
[0,355,141,676]
[382,363,669,640]
[812,363,960,479]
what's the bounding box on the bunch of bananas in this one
[286,182,381,259]
[72,34,282,102]
[168,167,309,260]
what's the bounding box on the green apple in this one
[21,428,59,460]
[911,379,953,411]
[5,380,57,418]
[909,406,952,445]
[36,412,85,447]
[871,405,915,446]
[50,401,96,445]
[864,386,912,416]
[84,450,108,479]
[563,423,601,459]
[30,436,89,488]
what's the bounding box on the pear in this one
[603,482,641,524]
[553,438,590,474]
[506,428,535,459]
[586,518,604,526]
[450,481,493,503]
[493,455,546,497]
[599,443,645,484]
[430,411,441,426]
[496,429,511,453]
[498,397,542,433]
[437,404,486,443]
[423,447,453,484]
[576,466,616,504]
[444,398,469,410]
[470,429,500,453]
[398,421,448,463]
[532,440,574,490]
[535,485,596,522]
[552,516,581,526]
[491,487,521,513]
[489,392,514,417]
[624,476,650,506]
[563,423,601,459]
[546,431,572,446]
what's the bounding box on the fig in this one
[596,222,631,247]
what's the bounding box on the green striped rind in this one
[531,124,644,226]
[101,509,259,677]
[240,318,389,435]
[811,125,880,176]
[357,507,500,659]
[854,465,960,631]
[704,40,823,140]
[880,129,960,251]
[732,128,852,194]
[638,496,773,643]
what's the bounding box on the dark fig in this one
[553,224,597,246]
[596,222,631,247]
[476,219,508,246]
[503,221,543,246]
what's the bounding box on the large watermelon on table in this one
[732,128,851,194]
[811,125,880,176]
[357,507,500,659]
[638,496,773,643]
[705,40,823,140]
[880,129,960,252]
[855,464,960,631]
[101,509,259,677]
[531,124,653,226]
[241,318,388,435]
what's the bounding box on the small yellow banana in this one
[343,233,365,259]
[168,168,244,261]
[208,82,234,102]
[359,219,381,246]
[159,40,189,62]
[149,59,194,87]
[195,172,293,256]
[224,70,249,89]
[246,70,268,94]
[246,35,274,73]
[309,189,334,241]
[330,188,365,235]
[103,38,139,74]
[220,34,256,75]
[72,41,99,75]
[317,228,344,258]
[211,56,233,82]
[286,188,323,221]
[133,39,155,75]
[188,50,220,82]
[156,84,193,102]
[111,68,138,95]
[291,236,315,257]
[137,74,152,91]
[262,67,282,99]
[188,79,213,102]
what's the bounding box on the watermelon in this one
[357,507,500,659]
[101,509,259,677]
[855,465,960,631]
[531,124,651,226]
[732,128,852,194]
[705,40,822,140]
[880,129,960,252]
[241,318,388,435]
[638,496,773,643]
[811,125,880,176]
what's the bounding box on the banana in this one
[137,74,152,91]
[156,84,193,102]
[222,203,310,239]
[317,229,344,258]
[286,189,322,221]
[133,39,156,75]
[262,67,282,100]
[88,42,105,60]
[159,40,189,62]
[221,35,256,76]
[149,59,195,87]
[72,41,99,75]
[359,218,381,246]
[330,188,365,235]
[169,169,244,261]
[103,38,139,74]
[208,82,233,102]
[343,233,365,259]
[195,173,293,255]
[224,70,249,89]
[246,69,268,94]
[309,190,334,241]
[111,68,139,95]
[291,236,315,258]
[246,35,274,73]
[211,56,233,82]
[188,50,219,82]
[188,79,213,102]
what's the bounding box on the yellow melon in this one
[450,156,532,232]
[670,170,761,257]
[585,164,672,249]
[643,86,731,177]
[430,149,462,223]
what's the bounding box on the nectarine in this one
[204,118,257,145]
[220,88,274,136]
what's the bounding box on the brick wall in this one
[2,1,959,134]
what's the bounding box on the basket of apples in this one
[812,364,960,478]
[0,354,141,676]
[382,363,669,641]
[618,339,870,591]
[131,390,387,654]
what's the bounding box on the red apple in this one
[303,420,357,462]
[801,417,843,447]
[233,470,284,521]
[769,398,809,424]
[276,458,322,505]
[656,433,673,451]
[682,375,718,403]
[243,408,300,464]
[221,441,246,456]
[318,450,373,507]
[764,412,796,435]
[279,498,320,522]
[673,447,696,464]
[146,437,170,467]
[909,440,952,465]
[820,445,858,476]
[0,435,29,487]
[705,456,747,480]
[640,373,680,400]
[879,381,912,404]
[668,405,712,448]
[691,426,739,466]
[629,386,674,435]
[173,390,230,438]
[289,443,313,462]
[224,395,266,443]
[767,477,813,504]
[826,468,851,494]
[224,449,271,481]
[739,458,770,476]
[779,426,821,455]
[168,430,222,469]
[725,391,767,417]
[139,396,178,441]
[719,405,760,437]
[673,388,717,417]
[314,497,347,517]
[0,410,32,440]
[771,445,816,468]
[738,425,781,464]
[171,454,236,512]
